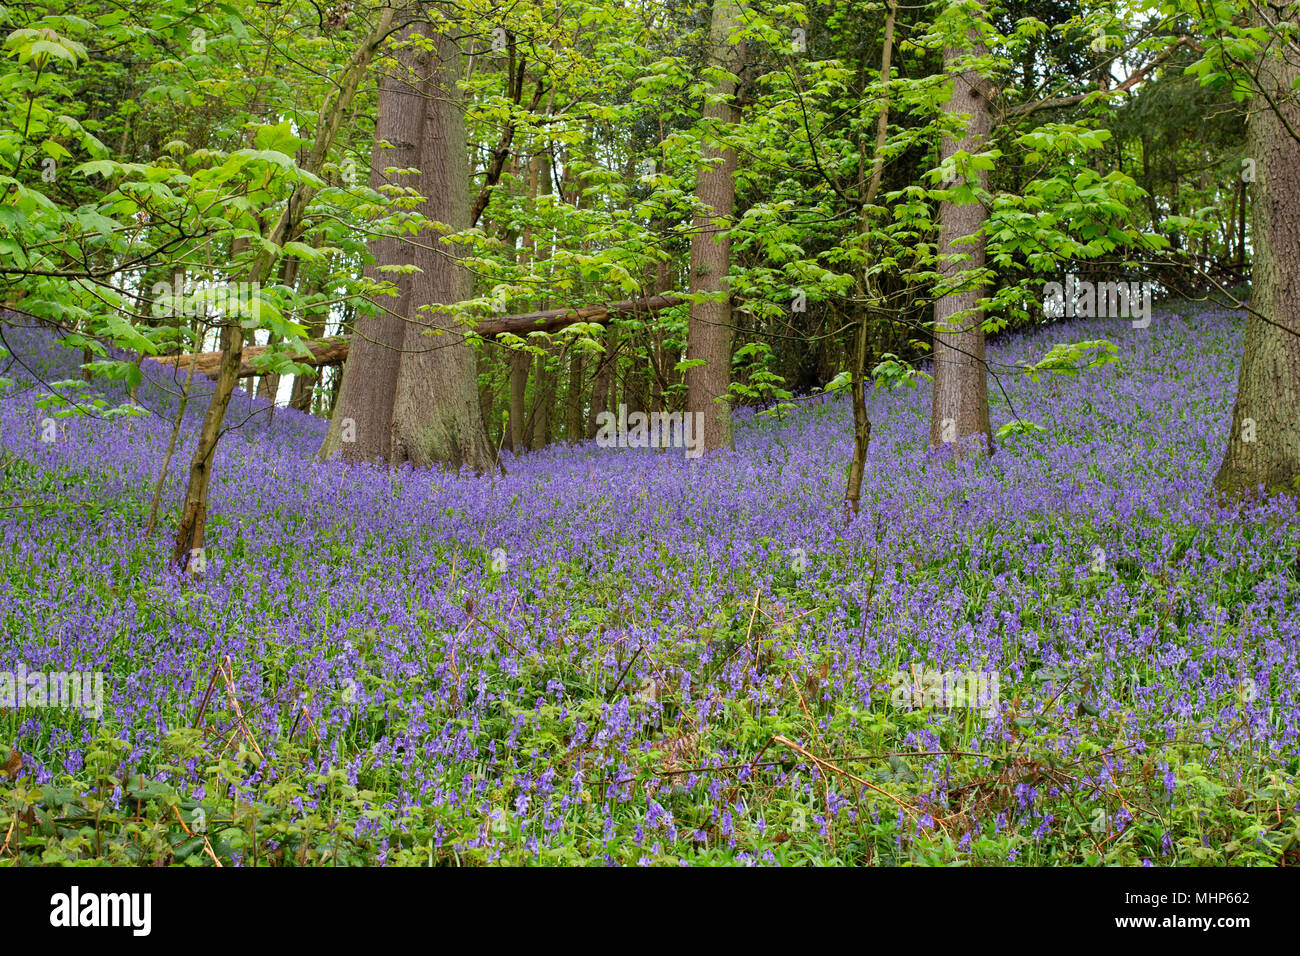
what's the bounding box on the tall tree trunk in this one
[587,326,616,439]
[509,152,543,452]
[624,348,645,417]
[321,25,494,471]
[527,151,555,450]
[565,349,584,441]
[389,30,493,470]
[289,270,327,411]
[319,21,424,462]
[684,0,742,454]
[477,346,494,445]
[560,149,587,442]
[649,249,673,414]
[844,2,895,517]
[172,318,243,569]
[499,220,520,450]
[929,9,993,458]
[1235,174,1248,278]
[1214,15,1300,495]
[531,348,553,449]
[509,348,529,450]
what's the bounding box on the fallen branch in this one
[771,734,947,826]
[150,293,684,378]
[170,804,223,867]
[218,656,265,762]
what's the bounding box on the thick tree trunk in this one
[320,26,494,471]
[1214,15,1300,495]
[929,11,993,458]
[476,346,494,445]
[319,21,424,463]
[508,348,529,450]
[388,31,494,470]
[684,0,743,454]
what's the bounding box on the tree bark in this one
[565,348,584,442]
[844,2,894,518]
[587,325,616,439]
[1214,13,1300,495]
[387,30,494,470]
[318,18,424,463]
[319,26,494,470]
[508,348,529,450]
[684,0,743,454]
[476,346,494,446]
[525,151,554,451]
[929,8,993,458]
[289,270,327,411]
[531,347,553,449]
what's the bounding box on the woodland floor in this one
[1,303,1298,865]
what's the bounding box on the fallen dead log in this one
[149,294,683,378]
[149,336,351,379]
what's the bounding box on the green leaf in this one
[103,314,157,354]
